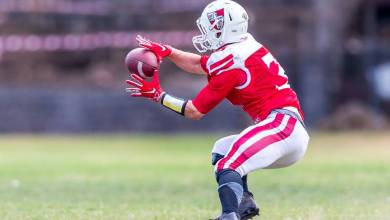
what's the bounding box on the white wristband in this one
[160,93,188,115]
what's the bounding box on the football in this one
[125,48,159,78]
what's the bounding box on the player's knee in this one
[211,135,236,158]
[211,153,224,165]
[213,137,226,149]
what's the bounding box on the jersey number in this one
[261,52,290,90]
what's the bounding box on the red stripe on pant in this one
[228,116,297,170]
[216,113,285,171]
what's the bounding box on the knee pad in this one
[211,153,224,165]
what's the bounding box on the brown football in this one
[125,48,159,78]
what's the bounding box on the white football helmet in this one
[192,0,249,53]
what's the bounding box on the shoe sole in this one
[240,207,260,220]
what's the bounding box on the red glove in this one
[136,35,172,63]
[126,71,165,102]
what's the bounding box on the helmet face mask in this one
[192,0,249,53]
[193,18,222,53]
[192,35,211,53]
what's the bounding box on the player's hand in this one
[136,35,172,63]
[126,71,165,102]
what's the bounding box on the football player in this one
[126,1,310,219]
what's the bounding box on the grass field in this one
[0,132,389,220]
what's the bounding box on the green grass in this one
[0,132,390,220]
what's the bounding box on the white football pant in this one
[213,112,309,176]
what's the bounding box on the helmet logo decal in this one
[207,9,225,30]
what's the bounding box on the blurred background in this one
[0,0,390,133]
[1,1,390,220]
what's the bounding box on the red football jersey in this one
[192,34,304,122]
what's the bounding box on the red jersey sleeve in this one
[200,55,209,74]
[192,69,244,114]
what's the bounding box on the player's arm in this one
[136,35,206,75]
[168,48,205,75]
[126,73,204,120]
[158,95,205,120]
[126,70,241,120]
[159,78,233,120]
[184,101,205,120]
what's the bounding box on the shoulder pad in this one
[205,35,262,76]
[206,48,238,76]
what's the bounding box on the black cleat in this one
[211,192,260,220]
[210,212,240,220]
[238,192,260,220]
